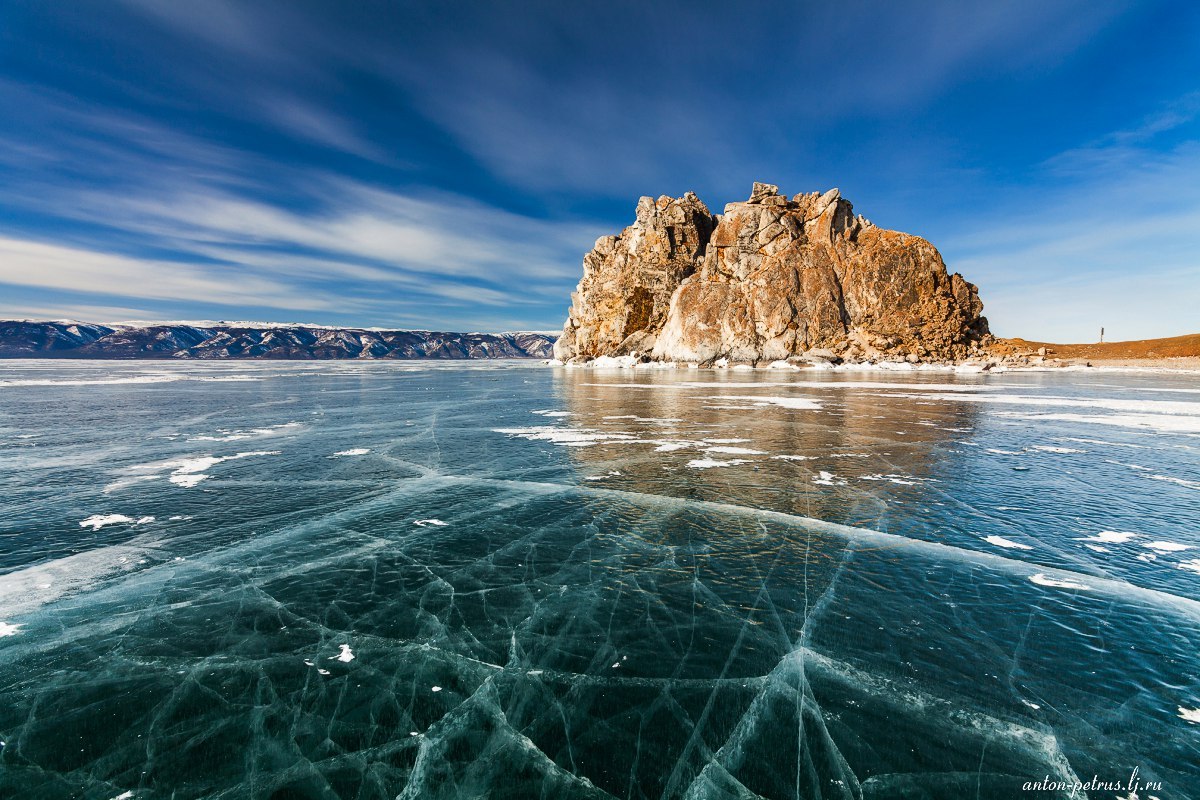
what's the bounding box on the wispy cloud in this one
[0,236,324,309]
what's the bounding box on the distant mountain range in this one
[0,320,557,360]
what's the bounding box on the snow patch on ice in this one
[189,421,301,442]
[1029,573,1089,590]
[859,473,918,485]
[687,458,753,469]
[330,644,355,663]
[813,471,847,486]
[0,621,22,637]
[984,535,1033,551]
[1143,541,1192,553]
[157,451,281,487]
[1148,474,1200,490]
[997,412,1200,435]
[495,426,640,447]
[79,514,136,531]
[1179,707,1200,724]
[711,395,823,411]
[1080,531,1138,544]
[414,519,448,527]
[331,448,371,457]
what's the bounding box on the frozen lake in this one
[1,360,1198,798]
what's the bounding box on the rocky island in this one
[555,182,991,367]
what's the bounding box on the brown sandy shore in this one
[991,333,1200,371]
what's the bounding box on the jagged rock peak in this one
[554,191,716,361]
[555,182,990,365]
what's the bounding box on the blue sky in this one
[1,0,1198,340]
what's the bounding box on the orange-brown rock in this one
[555,183,990,364]
[553,192,716,361]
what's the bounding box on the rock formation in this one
[555,183,989,364]
[553,192,715,361]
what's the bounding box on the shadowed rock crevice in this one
[555,183,991,365]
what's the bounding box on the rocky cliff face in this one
[554,192,716,361]
[0,322,556,360]
[556,183,989,364]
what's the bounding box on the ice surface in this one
[1,360,1198,798]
